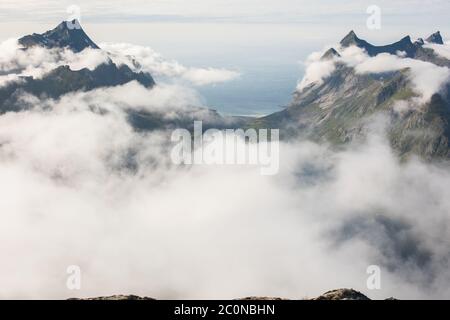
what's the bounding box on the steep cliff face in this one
[71,289,382,300]
[257,31,450,160]
[1,21,155,114]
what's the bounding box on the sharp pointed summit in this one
[321,48,341,60]
[0,20,157,114]
[19,20,100,52]
[340,30,360,47]
[426,31,444,44]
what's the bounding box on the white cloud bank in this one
[0,25,449,300]
[0,0,448,24]
[0,38,110,86]
[101,42,240,86]
[0,85,449,299]
[297,50,336,91]
[297,45,450,104]
[424,41,450,60]
[0,38,240,88]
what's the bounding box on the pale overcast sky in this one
[1,0,448,115]
[1,0,448,46]
[0,0,448,23]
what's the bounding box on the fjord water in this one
[197,63,301,116]
[150,38,314,116]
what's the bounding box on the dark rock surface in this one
[426,31,444,45]
[312,289,370,300]
[19,20,99,52]
[72,289,391,300]
[340,30,417,58]
[254,31,450,161]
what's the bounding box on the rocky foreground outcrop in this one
[72,288,393,300]
[311,289,370,300]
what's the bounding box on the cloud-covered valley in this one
[0,29,450,301]
[0,81,449,299]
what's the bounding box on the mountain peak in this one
[426,31,444,44]
[414,38,425,46]
[340,30,360,47]
[346,30,357,38]
[19,20,100,52]
[321,48,341,60]
[400,35,412,43]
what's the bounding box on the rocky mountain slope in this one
[255,31,450,160]
[18,20,100,52]
[0,21,154,111]
[3,22,449,159]
[0,20,243,130]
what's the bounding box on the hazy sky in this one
[0,0,449,24]
[2,0,449,51]
[1,1,450,299]
[1,0,449,114]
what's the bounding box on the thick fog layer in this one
[0,39,449,300]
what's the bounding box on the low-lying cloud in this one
[424,41,450,60]
[101,42,240,86]
[297,44,450,104]
[343,47,450,103]
[0,32,449,300]
[0,84,449,300]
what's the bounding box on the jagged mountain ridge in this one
[340,31,417,58]
[18,20,99,53]
[5,22,449,153]
[426,31,444,45]
[256,31,450,160]
[339,30,449,67]
[1,21,246,130]
[1,20,156,113]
